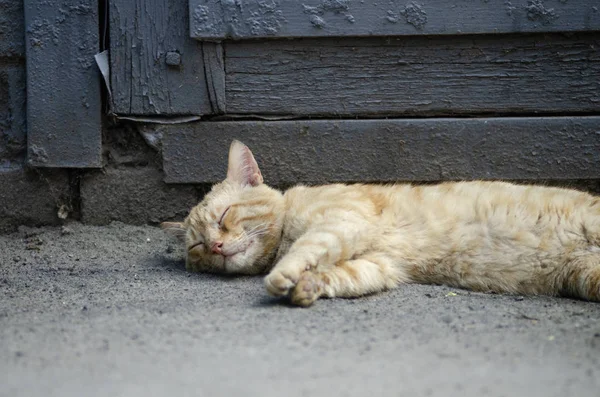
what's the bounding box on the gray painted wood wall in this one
[189,0,600,39]
[24,0,102,168]
[107,0,600,184]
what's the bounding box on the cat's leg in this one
[264,221,370,299]
[560,249,600,301]
[289,253,409,307]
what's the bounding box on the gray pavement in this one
[1,223,599,397]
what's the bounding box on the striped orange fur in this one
[162,140,600,307]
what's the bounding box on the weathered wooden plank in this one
[189,0,600,40]
[110,0,225,115]
[24,0,102,168]
[202,42,226,114]
[225,33,600,116]
[162,117,600,185]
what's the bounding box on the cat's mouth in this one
[222,240,253,257]
[221,240,254,271]
[224,249,245,259]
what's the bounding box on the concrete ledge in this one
[81,167,200,225]
[163,117,600,185]
[0,167,70,232]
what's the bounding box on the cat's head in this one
[161,140,284,275]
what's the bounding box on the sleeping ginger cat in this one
[162,140,600,307]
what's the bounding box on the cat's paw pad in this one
[290,273,323,307]
[264,269,299,297]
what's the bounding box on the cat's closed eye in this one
[219,206,231,230]
[188,241,204,251]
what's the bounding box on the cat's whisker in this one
[245,228,273,239]
[230,226,268,243]
[243,223,271,238]
[245,223,267,234]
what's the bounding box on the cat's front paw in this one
[264,268,300,297]
[290,272,323,307]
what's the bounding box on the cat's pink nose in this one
[211,241,224,255]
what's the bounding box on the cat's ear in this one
[160,221,187,242]
[226,140,264,187]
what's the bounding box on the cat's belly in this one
[378,182,598,294]
[394,217,585,295]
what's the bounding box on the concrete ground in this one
[1,223,599,397]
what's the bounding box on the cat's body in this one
[163,140,600,306]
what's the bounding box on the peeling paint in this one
[401,2,428,30]
[246,1,285,36]
[59,4,93,16]
[194,0,286,37]
[27,19,61,47]
[303,0,351,14]
[321,0,351,13]
[303,0,353,27]
[77,54,94,69]
[309,15,327,28]
[192,5,218,35]
[222,0,245,32]
[525,0,558,25]
[386,10,399,23]
[28,145,49,164]
[504,0,516,17]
